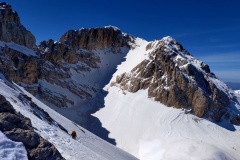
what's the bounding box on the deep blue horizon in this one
[3,0,240,82]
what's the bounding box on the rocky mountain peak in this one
[112,37,239,124]
[0,2,12,10]
[103,25,120,31]
[0,2,36,48]
[162,36,178,45]
[59,26,129,51]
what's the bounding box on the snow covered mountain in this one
[94,37,240,159]
[1,2,240,160]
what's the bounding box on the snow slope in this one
[95,87,240,160]
[0,74,137,160]
[105,37,149,90]
[0,41,37,56]
[94,37,240,160]
[0,131,27,160]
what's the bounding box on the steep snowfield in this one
[105,37,149,89]
[0,74,137,160]
[95,86,240,160]
[0,131,27,160]
[94,37,240,160]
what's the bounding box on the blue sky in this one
[4,0,240,82]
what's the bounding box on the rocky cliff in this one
[59,26,129,51]
[36,27,130,107]
[0,2,36,48]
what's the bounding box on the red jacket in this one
[71,131,77,138]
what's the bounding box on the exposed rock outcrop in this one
[59,26,129,51]
[0,94,65,160]
[38,39,101,67]
[113,37,239,123]
[0,46,39,84]
[0,2,36,48]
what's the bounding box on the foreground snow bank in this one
[0,131,27,160]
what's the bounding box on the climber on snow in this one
[71,130,77,139]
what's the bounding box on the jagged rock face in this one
[113,37,237,122]
[0,47,39,85]
[38,39,100,67]
[0,94,65,160]
[0,2,36,48]
[0,43,98,107]
[27,27,129,107]
[59,26,129,51]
